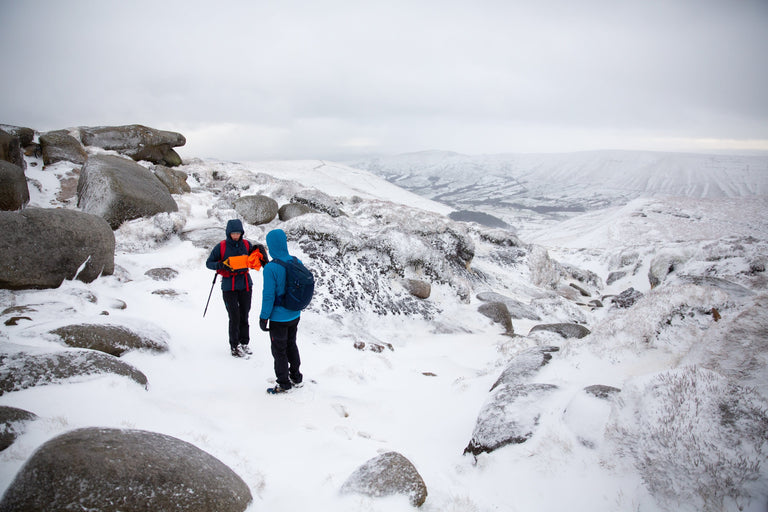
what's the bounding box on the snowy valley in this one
[1,141,767,512]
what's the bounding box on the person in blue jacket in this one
[259,228,303,393]
[206,219,268,357]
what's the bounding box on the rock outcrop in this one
[80,124,185,166]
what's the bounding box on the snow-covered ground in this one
[1,151,767,511]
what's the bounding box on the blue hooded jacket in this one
[260,229,301,322]
[206,219,266,291]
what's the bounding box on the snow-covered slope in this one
[1,149,767,512]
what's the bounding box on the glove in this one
[259,318,269,331]
[217,262,230,271]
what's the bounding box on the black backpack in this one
[273,258,315,310]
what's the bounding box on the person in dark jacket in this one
[206,219,268,357]
[260,229,303,393]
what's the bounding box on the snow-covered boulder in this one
[340,451,428,507]
[0,207,114,289]
[278,202,316,221]
[562,385,619,449]
[291,189,344,217]
[49,323,169,357]
[610,287,643,308]
[464,382,559,456]
[489,346,559,391]
[234,194,278,225]
[80,124,186,166]
[39,130,87,165]
[476,291,541,320]
[0,349,148,395]
[528,322,591,339]
[0,427,253,512]
[77,154,178,229]
[0,406,37,451]
[0,161,29,211]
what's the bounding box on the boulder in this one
[0,130,25,169]
[490,346,559,391]
[0,207,114,289]
[476,291,540,320]
[80,125,186,166]
[0,406,38,451]
[39,130,87,165]
[478,302,514,335]
[145,267,179,281]
[402,279,431,299]
[0,349,148,395]
[0,427,253,512]
[49,323,169,357]
[0,161,29,211]
[278,202,316,221]
[563,385,620,449]
[464,382,559,456]
[528,322,590,339]
[0,125,35,148]
[234,194,278,225]
[153,165,191,194]
[340,451,428,507]
[77,154,178,229]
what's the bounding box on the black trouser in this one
[269,317,301,388]
[222,289,252,348]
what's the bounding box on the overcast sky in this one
[2,0,767,161]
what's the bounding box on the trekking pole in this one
[203,273,217,317]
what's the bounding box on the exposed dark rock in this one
[569,282,591,297]
[234,194,278,225]
[0,427,253,512]
[490,346,559,391]
[528,323,590,339]
[80,125,186,167]
[611,287,644,309]
[464,383,559,456]
[0,125,34,148]
[449,210,509,229]
[153,165,191,194]
[584,384,621,399]
[0,207,115,289]
[0,406,37,451]
[39,130,87,165]
[402,279,431,299]
[340,451,428,507]
[145,267,179,281]
[77,154,178,229]
[278,202,316,221]
[478,302,514,335]
[0,350,148,395]
[0,161,29,211]
[49,324,169,357]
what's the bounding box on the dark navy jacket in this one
[206,219,267,291]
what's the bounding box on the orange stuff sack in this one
[223,255,249,270]
[247,249,264,270]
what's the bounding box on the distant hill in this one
[349,150,768,232]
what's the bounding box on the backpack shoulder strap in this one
[219,240,226,260]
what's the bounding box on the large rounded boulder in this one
[0,427,253,512]
[234,194,278,225]
[39,130,87,165]
[0,161,29,211]
[0,207,114,289]
[77,154,178,229]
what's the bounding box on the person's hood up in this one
[226,219,245,239]
[266,229,290,260]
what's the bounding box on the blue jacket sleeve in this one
[206,244,221,271]
[260,264,277,319]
